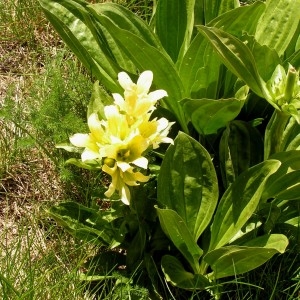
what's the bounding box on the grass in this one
[0,0,299,299]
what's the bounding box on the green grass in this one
[0,0,299,299]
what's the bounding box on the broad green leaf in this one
[241,35,281,82]
[39,0,122,92]
[203,0,239,24]
[255,0,300,57]
[262,151,300,201]
[155,0,195,62]
[209,160,281,250]
[88,3,163,50]
[263,171,300,201]
[161,255,210,290]
[87,81,113,120]
[219,120,264,188]
[157,132,218,240]
[197,26,265,98]
[48,201,115,246]
[208,1,265,37]
[179,2,264,99]
[65,158,102,170]
[182,98,244,135]
[205,234,288,279]
[93,15,188,131]
[156,208,203,273]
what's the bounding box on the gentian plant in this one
[39,0,300,298]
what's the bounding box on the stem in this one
[264,110,290,159]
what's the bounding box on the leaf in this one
[155,0,195,62]
[65,158,102,170]
[209,160,281,250]
[208,1,265,37]
[94,14,188,131]
[156,208,203,273]
[203,0,239,24]
[197,26,265,98]
[219,120,264,188]
[39,0,121,92]
[87,81,113,120]
[88,3,162,49]
[48,201,116,246]
[205,234,288,279]
[161,255,210,290]
[157,132,218,240]
[255,0,300,57]
[182,98,244,135]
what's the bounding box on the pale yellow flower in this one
[102,162,149,205]
[113,71,168,121]
[69,113,109,161]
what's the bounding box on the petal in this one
[137,70,153,93]
[112,93,125,108]
[148,89,168,102]
[117,161,131,172]
[69,133,90,147]
[120,184,130,205]
[81,149,101,161]
[118,72,133,90]
[88,113,105,141]
[132,157,148,169]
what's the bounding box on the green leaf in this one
[203,0,239,24]
[208,1,265,37]
[156,208,203,273]
[88,3,162,50]
[197,26,265,98]
[94,14,188,131]
[219,120,264,188]
[205,234,288,279]
[182,98,244,135]
[161,255,210,290]
[155,0,195,62]
[209,160,281,250]
[39,0,121,92]
[255,0,300,57]
[87,81,113,120]
[65,158,102,170]
[48,201,116,246]
[262,151,300,201]
[157,132,218,240]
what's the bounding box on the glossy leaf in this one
[197,26,265,98]
[182,98,244,135]
[203,0,239,24]
[161,255,210,290]
[155,0,195,62]
[219,120,264,188]
[209,160,281,250]
[157,132,218,240]
[88,3,163,50]
[38,0,122,92]
[93,14,188,131]
[87,81,113,120]
[208,1,265,37]
[156,208,203,273]
[255,0,300,57]
[48,201,116,246]
[205,234,288,279]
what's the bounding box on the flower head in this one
[66,70,174,205]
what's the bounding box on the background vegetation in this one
[0,0,299,299]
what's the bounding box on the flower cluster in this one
[69,71,174,205]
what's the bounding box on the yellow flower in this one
[69,113,109,161]
[113,71,168,122]
[102,162,149,205]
